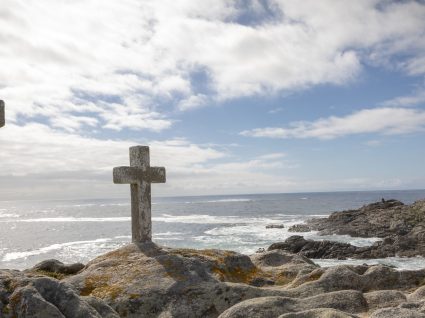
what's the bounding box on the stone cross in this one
[0,100,4,128]
[113,146,166,243]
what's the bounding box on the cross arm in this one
[113,166,166,184]
[149,167,166,183]
[113,166,140,184]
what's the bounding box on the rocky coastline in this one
[1,199,425,317]
[284,199,425,259]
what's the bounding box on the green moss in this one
[2,305,10,315]
[80,273,124,300]
[31,270,67,280]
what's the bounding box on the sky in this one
[1,0,425,200]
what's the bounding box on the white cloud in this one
[380,87,425,107]
[257,153,286,160]
[241,107,425,139]
[364,140,382,147]
[177,94,209,111]
[1,0,425,131]
[0,124,225,177]
[0,123,421,199]
[0,123,229,199]
[0,124,300,199]
[268,108,284,114]
[1,1,425,198]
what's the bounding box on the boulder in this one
[218,290,367,318]
[278,308,358,317]
[370,307,425,317]
[409,286,425,302]
[365,290,407,311]
[30,259,85,276]
[0,271,117,318]
[268,236,358,259]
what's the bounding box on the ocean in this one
[1,190,425,271]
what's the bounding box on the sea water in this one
[1,190,425,270]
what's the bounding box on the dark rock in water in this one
[268,233,425,259]
[307,199,414,238]
[305,199,425,258]
[266,224,285,229]
[268,236,358,259]
[288,224,311,232]
[30,259,85,275]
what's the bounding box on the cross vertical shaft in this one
[0,100,4,128]
[113,146,166,243]
[130,146,151,242]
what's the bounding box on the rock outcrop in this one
[308,199,425,239]
[288,224,311,232]
[268,235,358,259]
[30,259,85,276]
[266,224,285,229]
[285,199,425,258]
[2,243,425,317]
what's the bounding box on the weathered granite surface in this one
[1,243,425,317]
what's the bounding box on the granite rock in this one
[2,243,425,317]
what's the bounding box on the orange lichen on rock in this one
[80,273,123,301]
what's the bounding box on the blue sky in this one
[0,0,425,199]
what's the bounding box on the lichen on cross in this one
[113,146,166,243]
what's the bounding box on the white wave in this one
[193,235,250,245]
[153,214,284,224]
[57,203,97,208]
[204,222,311,246]
[2,238,111,261]
[0,248,7,258]
[202,221,381,253]
[154,231,186,236]
[55,241,127,265]
[154,237,185,241]
[113,232,185,240]
[206,223,298,237]
[313,256,425,271]
[0,213,20,218]
[100,203,130,207]
[15,217,130,223]
[206,198,252,203]
[275,214,329,218]
[182,198,252,204]
[309,234,382,247]
[57,202,129,208]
